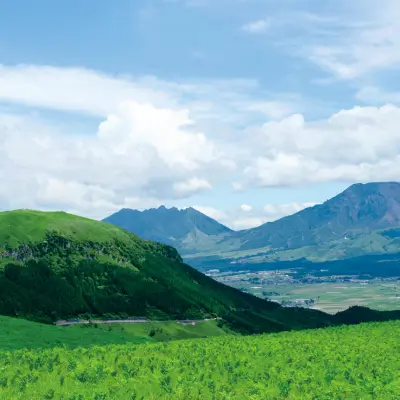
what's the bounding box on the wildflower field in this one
[0,320,399,399]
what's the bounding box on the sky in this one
[1,0,400,229]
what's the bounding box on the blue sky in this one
[1,0,400,228]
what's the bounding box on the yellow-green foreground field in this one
[1,320,399,400]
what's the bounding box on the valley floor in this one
[0,320,398,399]
[212,269,400,313]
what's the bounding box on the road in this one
[55,317,221,327]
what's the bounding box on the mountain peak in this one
[238,180,400,252]
[342,181,400,196]
[103,205,232,247]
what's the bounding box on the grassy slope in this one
[0,209,133,246]
[0,320,398,399]
[0,316,230,351]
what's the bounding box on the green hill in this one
[0,210,134,246]
[1,320,398,399]
[0,209,338,333]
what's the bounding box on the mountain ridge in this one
[103,182,400,270]
[103,205,232,246]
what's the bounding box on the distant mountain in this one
[103,182,400,273]
[237,181,400,251]
[103,206,232,254]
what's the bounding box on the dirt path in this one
[55,317,220,327]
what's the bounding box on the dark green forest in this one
[0,230,333,332]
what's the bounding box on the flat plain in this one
[222,275,400,313]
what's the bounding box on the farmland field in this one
[0,320,398,399]
[263,281,399,313]
[213,270,400,313]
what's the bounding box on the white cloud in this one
[0,65,172,116]
[192,206,228,222]
[0,64,298,128]
[237,104,400,189]
[242,19,270,34]
[3,63,400,219]
[192,202,317,230]
[310,1,400,80]
[263,202,317,221]
[173,178,212,196]
[240,204,252,212]
[230,202,315,229]
[0,100,223,217]
[230,217,266,230]
[253,1,400,80]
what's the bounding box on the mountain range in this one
[103,182,400,274]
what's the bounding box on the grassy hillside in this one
[0,210,343,333]
[0,316,230,351]
[0,210,134,246]
[0,320,398,399]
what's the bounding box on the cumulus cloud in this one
[2,63,400,219]
[236,105,400,189]
[0,100,224,218]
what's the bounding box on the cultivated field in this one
[0,321,398,399]
[227,277,400,313]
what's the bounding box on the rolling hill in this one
[0,209,343,333]
[104,182,400,273]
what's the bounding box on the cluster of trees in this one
[0,320,398,399]
[0,231,285,330]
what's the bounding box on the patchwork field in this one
[225,277,400,313]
